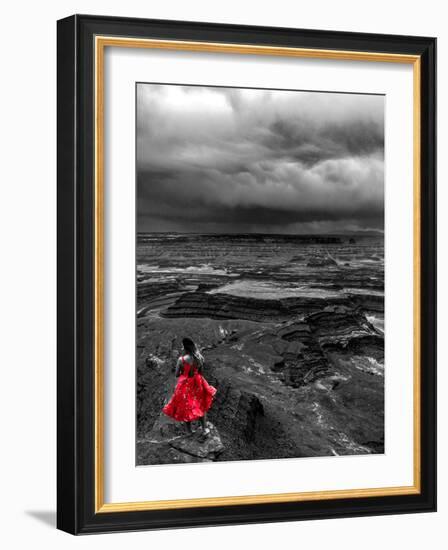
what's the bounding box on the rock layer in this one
[161,290,356,322]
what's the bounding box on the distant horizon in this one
[137,229,384,236]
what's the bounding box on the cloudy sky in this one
[136,84,384,234]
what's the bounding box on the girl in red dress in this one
[163,338,217,437]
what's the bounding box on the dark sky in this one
[136,84,384,234]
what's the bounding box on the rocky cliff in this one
[136,233,384,464]
[161,290,362,322]
[137,303,384,464]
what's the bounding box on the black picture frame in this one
[57,14,436,534]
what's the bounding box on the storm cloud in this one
[136,84,384,234]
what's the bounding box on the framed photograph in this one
[57,14,436,534]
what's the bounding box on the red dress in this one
[162,357,217,422]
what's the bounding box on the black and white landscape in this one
[136,83,385,465]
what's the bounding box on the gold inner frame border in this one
[94,35,421,513]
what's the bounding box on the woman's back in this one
[180,354,198,377]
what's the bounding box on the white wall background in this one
[0,0,444,547]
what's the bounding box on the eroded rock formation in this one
[137,302,384,464]
[161,290,354,322]
[136,233,384,465]
[138,415,224,464]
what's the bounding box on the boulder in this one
[208,380,264,444]
[137,440,213,464]
[138,415,225,464]
[170,422,224,459]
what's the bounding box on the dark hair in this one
[182,337,204,371]
[182,337,195,354]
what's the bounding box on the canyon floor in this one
[136,233,384,465]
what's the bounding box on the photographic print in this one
[136,83,385,466]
